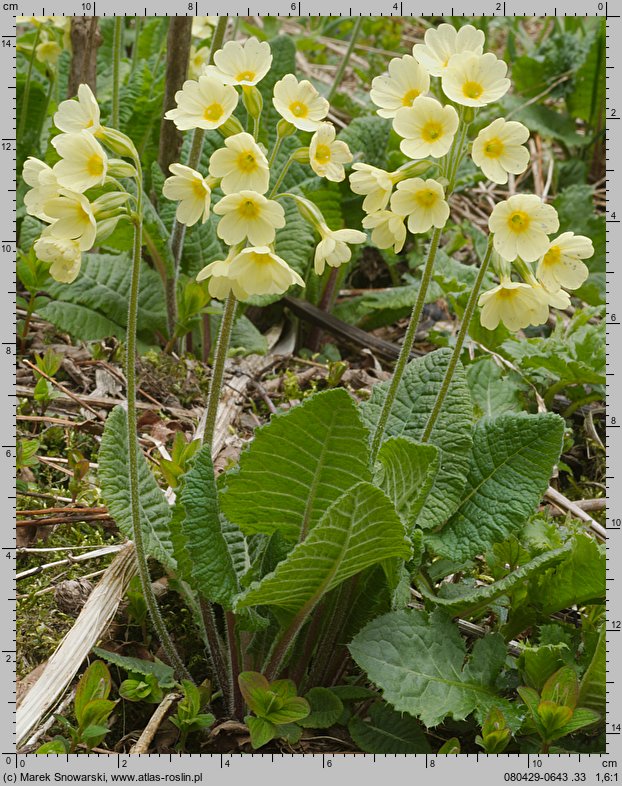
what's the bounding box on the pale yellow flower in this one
[208,132,269,195]
[43,189,97,251]
[162,164,211,226]
[23,157,59,222]
[226,246,305,296]
[536,232,594,292]
[362,211,406,253]
[478,278,550,331]
[204,37,272,86]
[489,194,559,262]
[34,232,82,283]
[191,17,216,38]
[196,250,250,301]
[17,16,49,25]
[309,123,352,182]
[413,23,484,77]
[54,83,101,135]
[188,45,209,79]
[214,191,286,246]
[165,76,238,131]
[52,131,108,193]
[36,39,62,65]
[370,54,430,119]
[349,164,397,213]
[314,224,367,275]
[393,95,459,160]
[390,177,450,234]
[442,52,510,107]
[272,74,329,132]
[471,118,530,184]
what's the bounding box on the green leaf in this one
[361,349,473,530]
[91,647,175,688]
[578,625,606,714]
[230,315,268,357]
[239,672,272,716]
[17,75,47,173]
[466,358,522,418]
[429,413,564,561]
[556,707,601,737]
[417,545,571,617]
[264,696,310,725]
[179,444,247,609]
[246,715,277,749]
[74,662,111,728]
[236,482,412,617]
[521,644,572,693]
[541,666,578,709]
[80,724,111,741]
[510,99,589,149]
[99,407,176,573]
[38,253,167,348]
[298,688,343,729]
[77,699,116,733]
[373,437,439,531]
[221,389,372,542]
[338,116,393,169]
[567,21,605,129]
[537,534,605,614]
[348,702,430,754]
[349,609,514,728]
[36,738,70,755]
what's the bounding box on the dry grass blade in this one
[16,543,137,748]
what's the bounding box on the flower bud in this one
[242,84,263,121]
[98,126,139,160]
[94,216,122,243]
[291,147,310,164]
[277,118,296,139]
[218,115,245,138]
[107,159,137,179]
[490,247,511,279]
[91,191,131,216]
[512,256,537,286]
[396,159,436,181]
[288,193,323,227]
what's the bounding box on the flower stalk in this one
[111,17,123,128]
[203,291,237,449]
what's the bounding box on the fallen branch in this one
[545,485,607,541]
[130,692,181,754]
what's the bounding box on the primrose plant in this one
[22,21,600,749]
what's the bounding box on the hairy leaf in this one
[348,701,430,754]
[466,358,522,418]
[338,115,392,169]
[99,407,176,573]
[221,389,372,541]
[235,482,411,617]
[298,688,343,729]
[373,437,439,530]
[349,609,514,728]
[429,413,564,560]
[92,648,175,688]
[361,349,473,530]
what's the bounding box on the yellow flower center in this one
[421,121,444,143]
[314,144,332,165]
[191,179,207,200]
[289,101,309,118]
[462,80,484,100]
[203,102,224,122]
[414,188,438,209]
[236,150,259,174]
[239,199,260,219]
[541,245,561,267]
[508,210,531,234]
[236,70,256,82]
[86,119,94,128]
[401,88,421,106]
[484,137,505,159]
[86,154,104,177]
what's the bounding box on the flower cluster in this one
[22,85,136,282]
[163,36,366,299]
[17,16,71,66]
[360,22,594,332]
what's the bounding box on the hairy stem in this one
[111,17,123,127]
[369,227,442,460]
[130,17,142,75]
[225,611,243,719]
[203,292,237,449]
[326,16,363,103]
[199,598,229,703]
[127,159,191,682]
[421,235,494,443]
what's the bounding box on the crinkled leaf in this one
[222,389,372,542]
[180,444,247,609]
[99,406,176,573]
[298,688,343,729]
[38,253,167,348]
[349,609,514,728]
[92,647,175,688]
[579,625,606,714]
[521,644,573,693]
[373,437,439,531]
[338,115,392,169]
[429,413,564,561]
[466,358,522,418]
[361,349,473,530]
[236,482,411,617]
[348,701,431,754]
